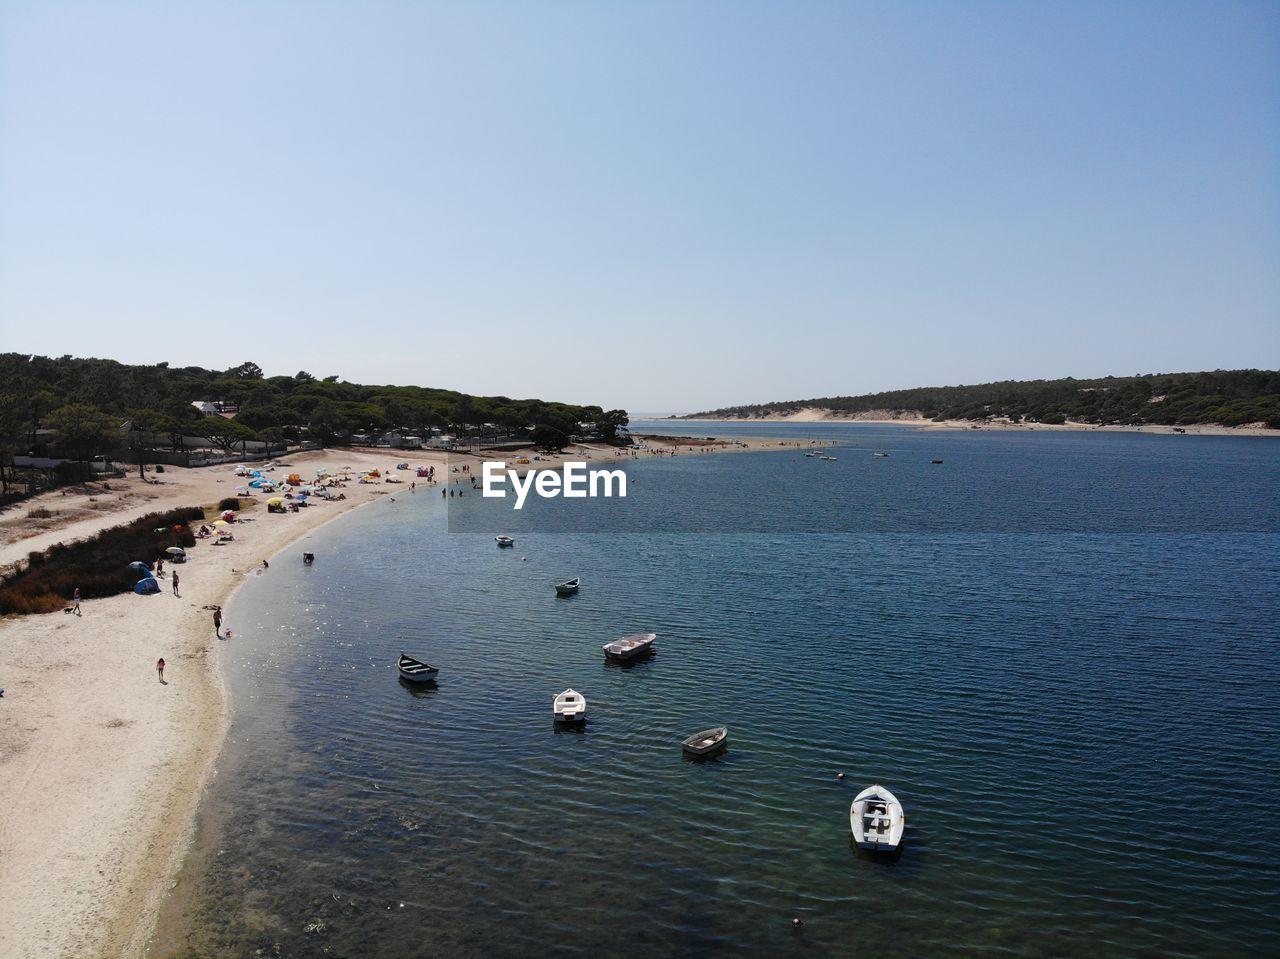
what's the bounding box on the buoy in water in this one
[792,917,803,928]
[836,772,845,780]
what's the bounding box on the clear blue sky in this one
[1,1,1276,413]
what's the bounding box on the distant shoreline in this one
[670,413,1279,438]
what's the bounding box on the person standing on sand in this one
[263,559,269,570]
[172,571,180,597]
[156,658,165,681]
[213,608,222,634]
[73,587,81,616]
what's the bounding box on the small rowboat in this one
[553,688,587,723]
[495,535,515,547]
[397,652,439,684]
[682,726,728,756]
[850,784,905,851]
[873,452,889,458]
[603,633,657,661]
[931,459,943,464]
[555,577,580,596]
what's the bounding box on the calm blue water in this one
[157,425,1280,958]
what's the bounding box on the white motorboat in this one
[850,784,905,851]
[553,688,587,723]
[602,633,657,661]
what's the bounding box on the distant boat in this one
[804,451,818,457]
[603,632,657,661]
[931,459,943,464]
[682,726,728,756]
[850,784,905,851]
[821,455,837,461]
[555,577,580,596]
[553,688,587,723]
[397,652,439,684]
[495,535,515,547]
[873,452,889,458]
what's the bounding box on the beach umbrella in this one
[267,497,284,506]
[213,519,230,528]
[127,561,150,573]
[165,547,186,556]
[221,510,236,521]
[249,480,263,488]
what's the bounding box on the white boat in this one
[495,535,515,547]
[397,652,439,684]
[850,784,905,851]
[681,726,728,756]
[553,688,587,723]
[821,455,837,461]
[873,452,889,457]
[602,632,657,661]
[555,577,580,596]
[804,452,817,458]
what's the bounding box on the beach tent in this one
[135,577,162,595]
[249,480,264,488]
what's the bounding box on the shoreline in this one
[0,437,779,959]
[670,413,1278,437]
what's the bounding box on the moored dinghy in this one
[682,726,728,756]
[850,784,905,851]
[602,632,657,661]
[495,535,515,547]
[397,652,439,684]
[553,688,587,723]
[555,577,580,596]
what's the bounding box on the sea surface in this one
[155,424,1280,958]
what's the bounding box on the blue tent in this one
[134,577,162,595]
[127,561,151,574]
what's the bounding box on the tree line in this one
[0,354,629,494]
[684,370,1280,428]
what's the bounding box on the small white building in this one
[192,400,220,415]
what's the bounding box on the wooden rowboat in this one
[397,652,439,683]
[555,577,580,596]
[681,726,728,756]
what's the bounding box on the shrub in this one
[27,507,53,520]
[0,506,205,616]
[218,497,241,512]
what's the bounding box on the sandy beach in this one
[0,437,782,959]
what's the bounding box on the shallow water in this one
[156,426,1279,958]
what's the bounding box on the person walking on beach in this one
[72,587,81,616]
[156,658,165,682]
[213,608,222,635]
[172,571,180,597]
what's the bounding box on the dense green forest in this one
[685,370,1280,428]
[0,354,628,489]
